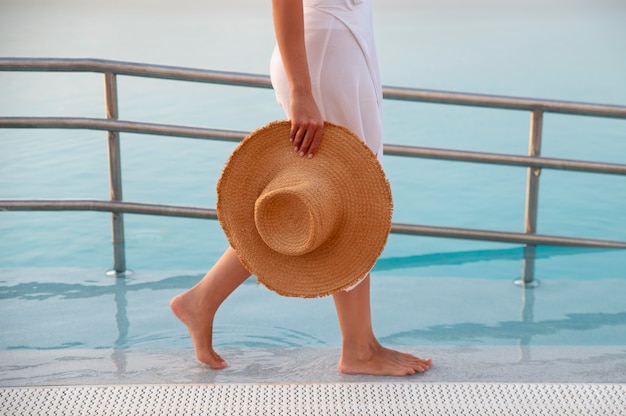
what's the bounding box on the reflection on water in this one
[380,309,626,344]
[1,261,625,351]
[373,246,614,271]
[0,274,204,301]
[113,277,129,349]
[0,247,612,301]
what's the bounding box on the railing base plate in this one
[105,269,134,278]
[513,278,540,288]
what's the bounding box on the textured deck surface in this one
[2,382,625,415]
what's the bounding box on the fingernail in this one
[307,153,313,159]
[294,146,299,152]
[299,151,305,157]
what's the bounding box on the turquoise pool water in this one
[0,0,625,354]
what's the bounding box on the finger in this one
[289,123,297,144]
[305,127,324,158]
[291,125,305,151]
[297,129,314,157]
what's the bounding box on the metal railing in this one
[2,58,626,285]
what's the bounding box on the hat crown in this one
[254,169,341,257]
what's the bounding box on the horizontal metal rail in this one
[2,116,625,176]
[0,199,218,220]
[383,143,626,175]
[2,57,626,119]
[0,116,247,143]
[383,86,626,119]
[2,199,625,249]
[391,222,626,249]
[0,57,273,88]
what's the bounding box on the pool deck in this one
[2,345,626,386]
[1,346,625,415]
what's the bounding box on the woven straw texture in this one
[217,120,392,298]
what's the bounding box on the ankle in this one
[342,338,381,362]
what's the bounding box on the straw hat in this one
[216,120,392,298]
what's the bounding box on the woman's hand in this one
[289,91,324,158]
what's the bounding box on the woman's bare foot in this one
[338,340,432,376]
[170,290,227,369]
[169,247,251,369]
[332,275,432,376]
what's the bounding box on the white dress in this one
[270,0,383,162]
[270,0,383,289]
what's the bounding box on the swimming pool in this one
[1,0,625,385]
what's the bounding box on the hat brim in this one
[217,120,392,298]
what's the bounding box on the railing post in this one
[516,110,543,287]
[104,72,130,277]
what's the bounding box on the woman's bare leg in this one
[170,246,250,368]
[333,274,432,376]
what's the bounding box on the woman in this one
[170,0,432,376]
